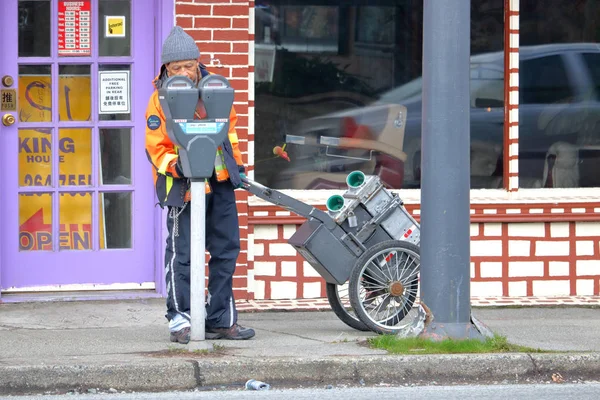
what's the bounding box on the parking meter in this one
[158,74,234,179]
[157,73,234,348]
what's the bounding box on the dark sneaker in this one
[170,327,190,344]
[205,324,255,340]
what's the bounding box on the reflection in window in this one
[99,192,132,249]
[18,129,52,187]
[18,0,51,57]
[254,1,505,190]
[520,56,572,105]
[99,129,131,185]
[58,129,92,187]
[18,65,52,123]
[59,65,92,122]
[19,193,52,251]
[582,53,600,100]
[59,192,92,251]
[99,64,131,121]
[99,0,132,56]
[519,1,600,189]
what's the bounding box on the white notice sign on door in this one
[99,71,130,114]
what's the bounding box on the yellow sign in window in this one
[105,16,126,38]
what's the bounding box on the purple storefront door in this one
[0,0,157,294]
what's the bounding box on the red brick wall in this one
[176,1,252,300]
[250,203,600,300]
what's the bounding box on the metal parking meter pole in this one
[190,179,206,343]
[158,74,235,348]
[419,0,487,340]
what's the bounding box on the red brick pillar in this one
[176,1,252,300]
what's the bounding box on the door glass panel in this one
[58,128,92,186]
[19,128,52,187]
[99,128,131,185]
[18,0,51,57]
[59,192,92,251]
[99,0,132,57]
[18,65,52,123]
[59,65,91,121]
[99,192,132,249]
[19,193,53,251]
[99,64,131,120]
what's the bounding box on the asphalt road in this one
[7,383,600,400]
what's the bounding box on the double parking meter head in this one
[158,74,234,179]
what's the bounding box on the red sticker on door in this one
[58,0,92,57]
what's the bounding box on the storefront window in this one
[18,0,51,57]
[254,0,505,190]
[99,0,132,57]
[519,1,600,188]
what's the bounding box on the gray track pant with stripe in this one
[164,174,240,329]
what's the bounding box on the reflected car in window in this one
[271,43,600,190]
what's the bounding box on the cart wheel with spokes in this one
[348,240,420,335]
[326,282,369,331]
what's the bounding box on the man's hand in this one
[175,157,186,178]
[237,172,247,189]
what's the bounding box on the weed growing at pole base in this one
[367,334,548,354]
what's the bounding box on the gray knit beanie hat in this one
[161,26,200,65]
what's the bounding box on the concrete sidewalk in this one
[1,298,599,395]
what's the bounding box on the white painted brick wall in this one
[247,269,255,293]
[535,241,569,256]
[254,225,278,240]
[303,262,322,278]
[576,279,594,295]
[283,225,296,239]
[281,261,297,277]
[508,223,545,237]
[550,222,570,238]
[509,261,544,277]
[471,281,503,297]
[532,280,570,296]
[471,240,502,256]
[253,279,265,299]
[576,260,598,276]
[254,243,264,257]
[576,241,594,256]
[254,261,276,276]
[508,240,530,257]
[483,223,502,237]
[269,243,296,256]
[303,282,322,298]
[271,281,297,299]
[247,233,255,261]
[480,262,503,278]
[549,261,570,276]
[509,281,527,296]
[575,222,600,237]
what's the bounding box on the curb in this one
[2,353,600,395]
[196,353,600,387]
[0,361,197,395]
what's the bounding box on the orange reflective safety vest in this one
[145,65,244,207]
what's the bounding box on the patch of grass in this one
[367,334,546,354]
[212,342,226,351]
[166,345,210,354]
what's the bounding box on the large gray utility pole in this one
[419,0,486,340]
